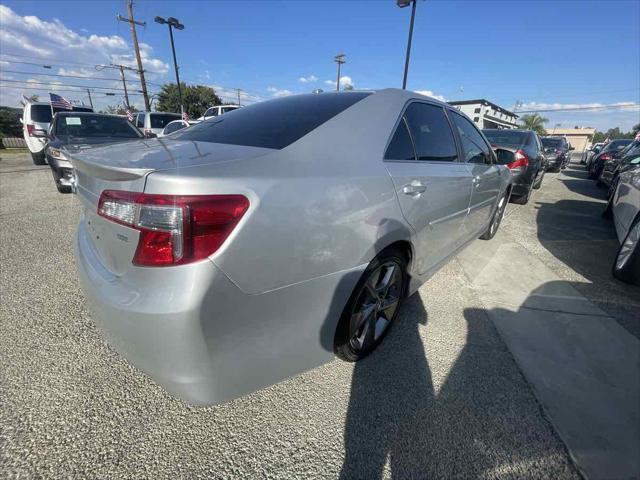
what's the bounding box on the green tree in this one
[0,107,23,139]
[518,113,548,135]
[156,83,222,118]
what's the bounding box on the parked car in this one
[541,136,573,171]
[582,142,603,165]
[196,104,240,121]
[45,112,144,193]
[69,89,512,405]
[158,119,200,137]
[21,101,93,165]
[599,140,640,189]
[608,165,640,284]
[133,111,181,137]
[483,129,546,204]
[588,139,633,180]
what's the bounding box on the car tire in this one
[334,248,408,362]
[31,151,46,165]
[612,215,640,285]
[533,169,544,190]
[480,189,508,240]
[602,193,614,219]
[511,184,532,205]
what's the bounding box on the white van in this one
[196,104,240,121]
[21,102,93,165]
[133,112,181,137]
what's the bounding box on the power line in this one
[0,78,144,93]
[517,103,640,113]
[1,69,124,82]
[0,84,150,97]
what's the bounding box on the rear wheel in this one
[480,190,508,240]
[511,184,532,205]
[31,151,46,165]
[612,216,640,285]
[334,250,407,362]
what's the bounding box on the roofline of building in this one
[448,99,518,118]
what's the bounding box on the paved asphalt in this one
[0,149,636,479]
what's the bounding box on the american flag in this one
[49,93,73,110]
[126,109,134,122]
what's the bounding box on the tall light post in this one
[155,15,185,115]
[334,54,346,91]
[397,0,418,90]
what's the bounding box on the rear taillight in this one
[507,149,529,170]
[97,190,249,267]
[26,124,46,137]
[26,124,34,136]
[600,153,612,161]
[555,148,562,155]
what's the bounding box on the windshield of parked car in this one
[150,113,181,129]
[541,137,565,148]
[482,130,528,147]
[171,92,372,149]
[55,114,143,138]
[30,105,93,123]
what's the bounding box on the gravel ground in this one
[0,150,598,479]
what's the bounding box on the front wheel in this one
[533,169,544,190]
[612,216,640,285]
[334,250,407,362]
[511,184,532,205]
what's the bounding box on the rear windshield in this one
[603,139,633,151]
[541,137,565,148]
[56,115,143,138]
[171,92,372,149]
[483,130,528,147]
[150,113,181,129]
[30,105,93,123]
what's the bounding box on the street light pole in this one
[334,54,346,91]
[398,0,418,90]
[155,16,185,115]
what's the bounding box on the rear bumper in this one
[47,156,74,190]
[545,156,563,171]
[74,219,360,405]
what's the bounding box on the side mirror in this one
[569,146,575,151]
[144,131,157,139]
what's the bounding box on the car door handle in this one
[472,176,482,186]
[403,183,426,195]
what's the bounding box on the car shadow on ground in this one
[338,292,579,479]
[534,195,640,338]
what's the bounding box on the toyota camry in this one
[70,89,512,405]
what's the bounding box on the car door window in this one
[402,103,457,162]
[136,114,144,128]
[451,112,493,164]
[384,116,416,161]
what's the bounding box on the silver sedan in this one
[70,89,512,405]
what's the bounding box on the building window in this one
[473,117,480,123]
[474,107,481,113]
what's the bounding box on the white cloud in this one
[298,75,318,83]
[0,5,169,111]
[267,86,293,98]
[518,101,639,112]
[414,90,446,102]
[324,76,354,88]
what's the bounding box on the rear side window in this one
[150,114,181,129]
[402,103,457,161]
[172,92,371,149]
[136,114,144,128]
[385,117,415,160]
[204,107,218,117]
[30,105,53,123]
[451,112,492,164]
[163,121,187,135]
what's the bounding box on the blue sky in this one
[1,0,639,130]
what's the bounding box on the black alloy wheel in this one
[335,251,407,361]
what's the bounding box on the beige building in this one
[547,128,596,152]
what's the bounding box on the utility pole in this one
[236,88,241,106]
[115,65,130,108]
[397,0,418,90]
[117,1,150,111]
[334,54,346,91]
[155,16,185,115]
[86,89,94,109]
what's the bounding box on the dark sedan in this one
[541,136,573,171]
[600,140,640,192]
[483,129,546,204]
[588,139,634,180]
[45,112,144,193]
